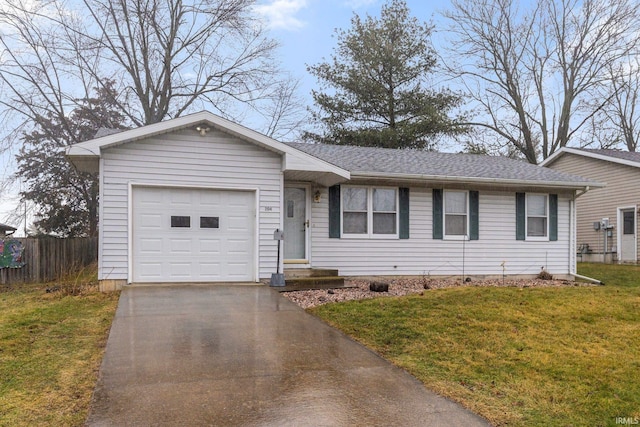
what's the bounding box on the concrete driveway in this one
[87,284,490,426]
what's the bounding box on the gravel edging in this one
[281,277,594,309]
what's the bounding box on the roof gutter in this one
[574,186,591,198]
[350,172,603,190]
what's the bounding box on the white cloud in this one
[342,0,378,9]
[253,0,308,30]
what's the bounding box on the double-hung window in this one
[444,191,468,237]
[432,189,479,240]
[343,187,369,234]
[526,194,547,238]
[516,193,557,241]
[342,186,397,237]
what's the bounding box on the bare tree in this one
[0,0,307,228]
[0,0,301,134]
[443,0,640,163]
[252,77,309,142]
[588,60,640,152]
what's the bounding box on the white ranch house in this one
[66,111,601,291]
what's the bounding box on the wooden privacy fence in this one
[0,237,98,285]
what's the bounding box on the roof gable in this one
[66,111,349,185]
[541,147,640,169]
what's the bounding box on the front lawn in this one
[310,263,640,427]
[0,275,119,426]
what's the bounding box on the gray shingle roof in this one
[572,148,640,163]
[287,142,596,186]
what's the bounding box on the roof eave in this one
[350,171,604,190]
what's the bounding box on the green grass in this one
[310,263,640,426]
[0,271,119,427]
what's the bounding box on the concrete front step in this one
[284,268,339,279]
[277,276,347,292]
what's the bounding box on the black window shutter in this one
[433,189,443,239]
[549,194,558,241]
[516,192,526,240]
[469,191,479,240]
[328,185,341,238]
[399,187,410,239]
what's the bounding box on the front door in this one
[620,208,636,262]
[284,187,307,261]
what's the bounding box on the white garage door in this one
[132,187,255,282]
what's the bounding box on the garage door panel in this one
[139,238,163,255]
[168,262,193,279]
[199,191,222,206]
[226,239,251,255]
[137,262,163,280]
[226,262,251,277]
[139,188,163,204]
[198,263,222,279]
[169,190,192,206]
[133,187,255,283]
[139,214,162,229]
[199,239,221,254]
[170,239,192,253]
[227,216,250,231]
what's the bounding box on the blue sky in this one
[255,0,442,104]
[0,0,444,231]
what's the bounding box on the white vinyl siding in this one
[99,128,281,282]
[312,188,572,277]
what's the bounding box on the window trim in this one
[443,190,469,240]
[526,193,549,241]
[341,186,399,239]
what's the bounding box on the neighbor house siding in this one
[310,187,572,277]
[548,154,640,259]
[99,128,282,282]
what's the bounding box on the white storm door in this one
[284,187,307,260]
[620,208,636,262]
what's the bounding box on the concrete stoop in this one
[279,268,347,292]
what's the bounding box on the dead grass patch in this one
[0,265,119,426]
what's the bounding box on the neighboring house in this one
[0,223,17,237]
[541,147,640,263]
[66,111,600,291]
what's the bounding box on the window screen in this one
[445,191,467,236]
[343,187,368,234]
[527,195,547,237]
[372,188,397,234]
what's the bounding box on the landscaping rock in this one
[282,277,595,309]
[369,282,389,292]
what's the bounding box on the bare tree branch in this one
[0,0,304,133]
[443,0,640,163]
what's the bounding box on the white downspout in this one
[572,186,603,284]
[570,196,576,275]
